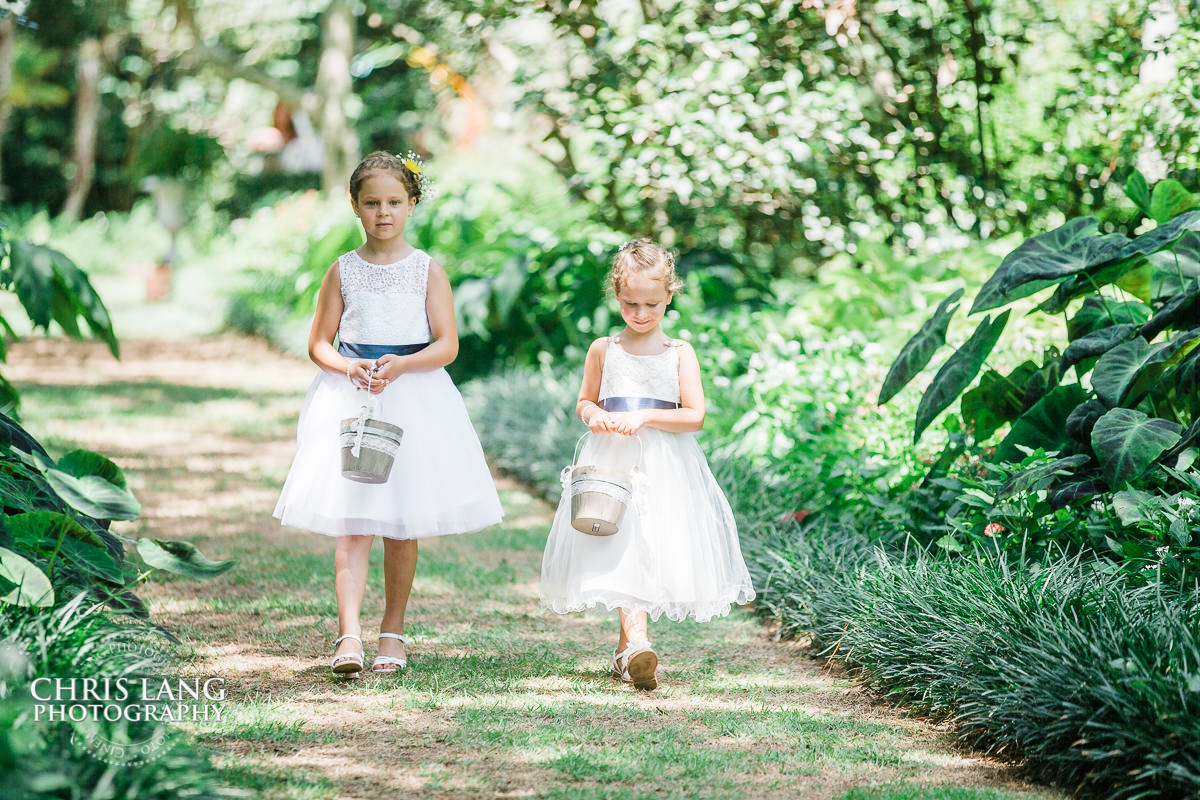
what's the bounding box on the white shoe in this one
[612,639,658,690]
[331,633,364,675]
[372,632,410,673]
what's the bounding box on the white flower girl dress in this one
[540,337,755,621]
[274,248,502,539]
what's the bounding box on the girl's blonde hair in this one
[348,150,424,205]
[610,239,683,296]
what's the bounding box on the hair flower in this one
[404,158,421,175]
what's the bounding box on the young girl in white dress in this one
[275,151,503,676]
[540,239,755,690]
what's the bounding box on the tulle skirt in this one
[540,430,755,622]
[274,368,503,539]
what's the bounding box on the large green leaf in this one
[5,510,124,585]
[1091,407,1181,488]
[1124,170,1152,218]
[1115,209,1200,262]
[7,241,118,357]
[913,311,1009,442]
[55,449,131,491]
[1125,329,1200,408]
[1140,278,1200,340]
[1066,296,1152,341]
[1091,338,1152,407]
[0,411,50,457]
[995,383,1088,462]
[1149,180,1198,223]
[137,538,237,579]
[1060,324,1137,373]
[0,546,53,607]
[1065,399,1107,443]
[971,218,1125,314]
[878,289,964,405]
[1036,212,1200,315]
[34,449,140,521]
[8,240,55,328]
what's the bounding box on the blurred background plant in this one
[5,0,1200,795]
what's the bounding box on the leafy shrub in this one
[880,173,1200,565]
[0,594,239,799]
[0,412,235,617]
[0,224,117,413]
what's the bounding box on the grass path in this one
[9,335,1063,800]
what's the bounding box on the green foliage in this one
[746,527,1200,799]
[878,289,964,405]
[913,311,1008,442]
[0,224,118,415]
[0,594,239,798]
[0,411,236,614]
[881,173,1200,562]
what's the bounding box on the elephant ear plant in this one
[880,172,1200,562]
[0,223,235,620]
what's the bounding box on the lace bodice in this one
[598,338,682,403]
[337,249,431,344]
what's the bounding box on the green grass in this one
[10,339,1063,800]
[840,787,1045,800]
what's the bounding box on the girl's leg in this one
[334,535,374,660]
[378,537,418,659]
[617,608,650,652]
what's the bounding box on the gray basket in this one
[339,417,403,484]
[566,433,641,536]
[569,466,633,536]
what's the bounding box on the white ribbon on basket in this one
[350,368,381,458]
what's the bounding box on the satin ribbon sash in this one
[600,396,681,412]
[338,341,430,360]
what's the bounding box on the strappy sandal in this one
[612,639,658,690]
[372,632,410,673]
[331,633,364,676]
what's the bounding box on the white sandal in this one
[372,632,410,673]
[331,633,364,675]
[612,639,658,690]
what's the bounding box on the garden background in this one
[1,0,1199,798]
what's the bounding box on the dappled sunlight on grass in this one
[7,336,1063,800]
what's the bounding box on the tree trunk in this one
[0,13,15,204]
[317,0,357,197]
[60,37,103,220]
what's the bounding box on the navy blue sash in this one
[338,341,429,359]
[600,396,680,412]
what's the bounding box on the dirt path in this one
[9,335,1061,800]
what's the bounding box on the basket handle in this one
[350,369,380,458]
[571,431,644,469]
[571,432,589,467]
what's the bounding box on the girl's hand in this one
[585,409,618,434]
[610,411,648,436]
[346,359,375,389]
[368,354,405,393]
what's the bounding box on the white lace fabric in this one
[597,339,682,404]
[337,249,431,344]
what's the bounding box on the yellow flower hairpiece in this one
[395,149,434,201]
